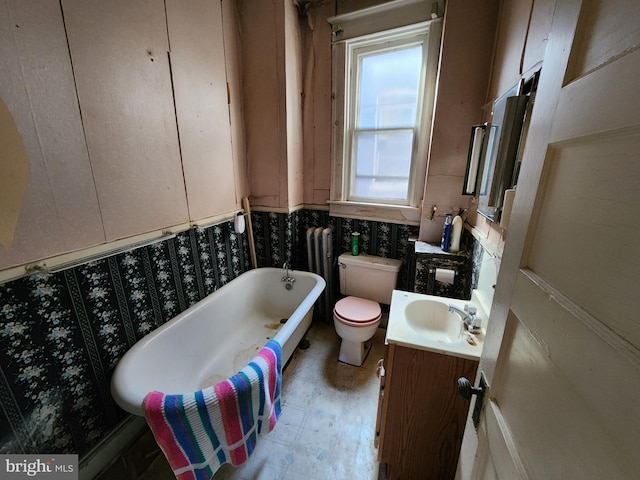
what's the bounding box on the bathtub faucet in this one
[448,304,481,334]
[282,262,295,286]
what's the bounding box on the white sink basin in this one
[386,290,485,360]
[404,299,462,343]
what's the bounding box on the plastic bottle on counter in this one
[441,214,452,252]
[449,215,463,253]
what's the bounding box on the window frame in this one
[345,29,429,205]
[329,5,442,225]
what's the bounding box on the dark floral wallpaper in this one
[250,209,421,321]
[0,208,469,459]
[0,222,249,456]
[413,230,477,300]
[251,208,419,287]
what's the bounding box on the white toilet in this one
[334,253,402,366]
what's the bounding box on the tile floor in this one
[128,321,386,480]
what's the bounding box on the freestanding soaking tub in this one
[111,267,325,416]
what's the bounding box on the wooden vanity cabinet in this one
[375,343,478,480]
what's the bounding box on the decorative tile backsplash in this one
[0,209,420,458]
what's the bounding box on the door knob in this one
[457,377,483,400]
[456,373,488,429]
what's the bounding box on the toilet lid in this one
[334,296,381,323]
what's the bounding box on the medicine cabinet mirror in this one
[467,78,533,222]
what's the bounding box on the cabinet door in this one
[0,0,104,270]
[62,0,189,241]
[381,345,478,480]
[165,0,237,220]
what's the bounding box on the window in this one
[329,2,441,224]
[348,32,426,202]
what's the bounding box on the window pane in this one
[352,130,413,199]
[357,45,423,130]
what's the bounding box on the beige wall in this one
[419,0,499,242]
[238,0,284,208]
[223,0,249,205]
[0,0,556,274]
[292,0,552,250]
[466,0,554,252]
[248,0,495,219]
[165,0,237,221]
[0,1,105,268]
[292,0,499,240]
[242,0,426,211]
[0,0,246,273]
[239,0,307,210]
[302,1,335,206]
[285,0,305,207]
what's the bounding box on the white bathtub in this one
[110,268,325,416]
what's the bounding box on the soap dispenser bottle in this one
[441,213,452,252]
[449,215,463,253]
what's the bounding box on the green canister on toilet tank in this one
[351,232,360,256]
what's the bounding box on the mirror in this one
[474,82,529,222]
[462,124,485,196]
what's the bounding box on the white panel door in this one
[464,1,640,478]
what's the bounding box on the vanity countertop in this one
[385,289,486,361]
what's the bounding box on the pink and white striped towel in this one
[143,339,282,480]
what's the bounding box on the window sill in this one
[328,201,421,225]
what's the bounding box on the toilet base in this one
[338,338,372,367]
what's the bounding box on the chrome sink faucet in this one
[449,303,481,334]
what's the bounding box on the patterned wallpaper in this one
[413,230,477,300]
[0,209,426,458]
[0,222,249,456]
[251,208,419,290]
[251,209,421,322]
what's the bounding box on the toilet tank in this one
[338,253,402,305]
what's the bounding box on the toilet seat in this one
[334,296,381,327]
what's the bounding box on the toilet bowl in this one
[333,296,381,366]
[334,253,402,366]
